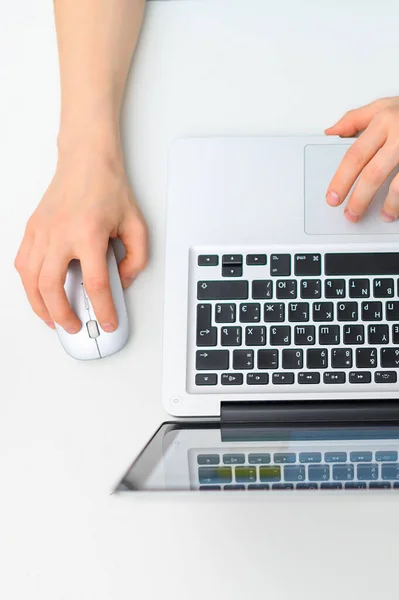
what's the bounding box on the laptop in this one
[115,136,399,493]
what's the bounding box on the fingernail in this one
[326,190,340,206]
[123,277,134,288]
[344,208,360,223]
[45,320,55,329]
[101,322,116,333]
[65,324,81,334]
[381,209,396,222]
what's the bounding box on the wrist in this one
[57,120,123,165]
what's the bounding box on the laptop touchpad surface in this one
[304,143,399,235]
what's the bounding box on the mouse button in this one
[86,320,100,339]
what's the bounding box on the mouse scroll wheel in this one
[86,320,100,339]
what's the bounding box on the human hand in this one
[325,96,399,223]
[14,144,148,333]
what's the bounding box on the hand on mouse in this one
[14,140,148,334]
[325,96,399,223]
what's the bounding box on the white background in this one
[2,1,399,598]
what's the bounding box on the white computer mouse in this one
[55,244,129,360]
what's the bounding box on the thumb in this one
[117,215,149,288]
[325,99,391,137]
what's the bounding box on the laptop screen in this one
[114,422,399,492]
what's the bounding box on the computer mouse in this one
[55,244,129,360]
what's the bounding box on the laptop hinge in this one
[220,400,399,425]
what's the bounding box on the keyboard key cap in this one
[247,373,269,385]
[276,280,297,299]
[197,280,248,300]
[325,252,399,276]
[224,485,245,490]
[258,349,279,369]
[343,325,364,345]
[393,324,399,343]
[264,303,285,322]
[369,482,392,489]
[196,304,217,347]
[221,326,242,347]
[199,467,232,484]
[297,483,319,490]
[274,453,296,464]
[368,325,389,345]
[282,349,303,369]
[325,452,347,463]
[294,254,321,276]
[223,454,245,465]
[221,373,243,385]
[324,372,346,384]
[313,302,334,322]
[299,453,322,463]
[235,467,257,483]
[270,254,291,276]
[248,484,270,490]
[295,325,316,345]
[345,482,367,490]
[356,348,377,369]
[252,280,273,299]
[349,278,370,298]
[300,279,321,299]
[248,453,271,464]
[362,301,383,321]
[332,348,352,368]
[272,484,294,490]
[381,347,399,368]
[245,326,266,346]
[198,454,220,465]
[350,451,373,462]
[374,278,394,298]
[349,371,372,384]
[239,303,261,323]
[196,350,229,370]
[247,254,267,266]
[233,350,253,370]
[270,326,291,346]
[284,466,306,482]
[222,265,242,277]
[298,372,320,384]
[195,373,218,386]
[288,302,309,322]
[199,486,221,491]
[325,279,346,298]
[215,303,236,323]
[222,254,243,265]
[337,302,358,322]
[307,348,328,369]
[333,465,354,481]
[381,464,399,480]
[198,255,218,266]
[321,483,342,489]
[272,372,295,384]
[259,466,281,482]
[386,301,399,321]
[308,466,330,482]
[376,451,398,462]
[357,464,379,480]
[319,325,340,345]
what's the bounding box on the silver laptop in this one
[115,136,399,493]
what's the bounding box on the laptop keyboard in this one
[196,450,399,490]
[189,248,399,392]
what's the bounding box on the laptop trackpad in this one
[304,143,399,235]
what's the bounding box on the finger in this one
[80,241,118,332]
[325,99,389,137]
[39,252,81,333]
[118,216,149,288]
[344,142,399,222]
[325,124,387,208]
[382,172,399,222]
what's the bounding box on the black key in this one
[235,467,257,483]
[197,280,248,300]
[381,347,399,368]
[362,301,383,321]
[375,371,397,383]
[270,254,291,276]
[247,373,269,385]
[274,453,296,464]
[224,485,246,490]
[295,325,316,345]
[197,454,219,465]
[297,483,319,490]
[195,373,218,386]
[221,326,242,347]
[199,486,221,491]
[313,302,334,322]
[321,483,342,489]
[368,325,389,345]
[350,451,373,463]
[325,279,346,298]
[259,466,281,482]
[349,278,370,298]
[272,484,294,490]
[248,484,270,490]
[298,372,320,384]
[196,350,229,370]
[345,483,367,490]
[357,464,378,481]
[325,252,399,276]
[324,372,346,384]
[349,371,372,384]
[308,466,330,482]
[386,301,399,321]
[196,304,217,347]
[337,302,358,322]
[325,452,347,463]
[300,279,321,299]
[282,349,303,369]
[258,349,279,369]
[199,467,232,484]
[276,280,297,299]
[332,348,352,368]
[356,348,377,369]
[381,464,399,481]
[333,465,354,481]
[223,454,245,464]
[222,254,243,265]
[198,255,218,266]
[374,278,394,298]
[245,326,266,346]
[272,372,295,384]
[369,482,392,489]
[233,350,254,370]
[299,453,322,463]
[239,303,260,323]
[288,302,309,322]
[270,326,291,346]
[319,325,340,345]
[222,265,242,277]
[307,348,328,369]
[284,466,306,482]
[376,451,398,462]
[393,324,399,343]
[294,254,321,276]
[248,453,271,464]
[221,373,243,385]
[264,303,285,322]
[246,254,267,266]
[252,280,273,299]
[215,303,236,323]
[343,325,364,345]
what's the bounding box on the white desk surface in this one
[2,1,399,598]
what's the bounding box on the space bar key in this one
[197,280,249,300]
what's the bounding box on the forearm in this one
[54,0,145,154]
